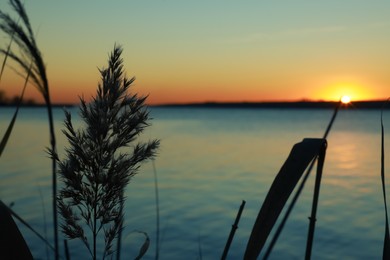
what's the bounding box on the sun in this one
[341,95,351,104]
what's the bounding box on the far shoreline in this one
[0,100,388,109]
[153,100,389,109]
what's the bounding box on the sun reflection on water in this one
[324,130,381,193]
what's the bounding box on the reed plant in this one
[52,45,159,259]
[381,99,390,259]
[0,0,59,258]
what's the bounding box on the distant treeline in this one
[0,90,37,106]
[156,101,390,109]
[0,90,74,108]
[0,88,388,109]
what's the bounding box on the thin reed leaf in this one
[0,27,16,84]
[38,186,50,260]
[305,139,327,259]
[0,1,59,257]
[0,2,48,95]
[0,63,30,157]
[0,200,33,259]
[244,138,327,259]
[64,240,71,260]
[153,159,160,260]
[381,99,390,259]
[263,101,341,259]
[198,231,203,260]
[221,200,246,260]
[38,187,49,259]
[126,230,150,260]
[0,200,55,253]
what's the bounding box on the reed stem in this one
[381,99,390,259]
[305,142,326,259]
[46,96,59,260]
[153,160,160,260]
[64,240,70,260]
[116,199,123,260]
[263,101,340,259]
[221,200,246,260]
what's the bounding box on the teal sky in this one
[1,1,389,104]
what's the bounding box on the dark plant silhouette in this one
[381,99,390,259]
[0,0,59,258]
[54,45,159,259]
[244,138,327,259]
[262,101,342,259]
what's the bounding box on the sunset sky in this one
[0,1,389,105]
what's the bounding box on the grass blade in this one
[0,200,33,259]
[221,200,246,260]
[0,106,19,157]
[198,231,203,260]
[38,186,50,260]
[305,140,327,259]
[263,101,341,259]
[134,231,150,260]
[0,200,55,253]
[64,240,70,260]
[0,64,30,157]
[381,99,390,259]
[153,160,160,260]
[244,138,327,259]
[0,26,16,84]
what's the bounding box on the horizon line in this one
[1,99,388,108]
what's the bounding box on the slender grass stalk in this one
[123,230,151,259]
[305,141,327,260]
[0,24,16,84]
[64,240,70,260]
[322,100,341,140]
[381,99,390,259]
[38,186,50,260]
[221,200,246,260]
[244,138,327,259]
[132,230,150,260]
[0,62,30,157]
[263,101,341,259]
[197,231,203,260]
[152,160,160,260]
[116,199,123,260]
[0,1,59,258]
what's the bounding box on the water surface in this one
[0,107,389,259]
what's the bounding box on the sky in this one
[0,0,389,105]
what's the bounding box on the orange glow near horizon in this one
[312,79,380,102]
[0,73,386,105]
[1,83,384,105]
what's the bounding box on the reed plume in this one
[55,45,159,259]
